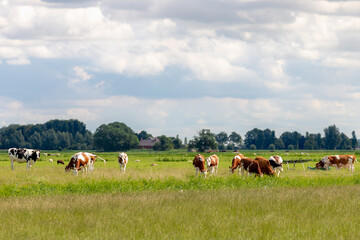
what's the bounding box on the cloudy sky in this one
[1,0,360,139]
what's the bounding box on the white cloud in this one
[69,66,92,85]
[2,0,360,139]
[6,58,30,65]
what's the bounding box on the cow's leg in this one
[123,164,127,173]
[26,161,30,171]
[11,160,14,170]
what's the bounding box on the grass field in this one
[1,149,360,239]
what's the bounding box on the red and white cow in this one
[193,154,207,176]
[316,155,357,171]
[8,148,41,170]
[254,156,275,176]
[206,154,219,176]
[118,152,128,173]
[229,154,245,174]
[65,152,98,175]
[268,155,284,176]
[229,154,262,177]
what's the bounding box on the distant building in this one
[138,137,160,149]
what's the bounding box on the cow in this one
[206,154,219,176]
[8,148,41,170]
[230,155,262,177]
[254,156,276,176]
[268,155,284,176]
[229,154,245,174]
[193,154,207,176]
[65,152,98,175]
[316,155,357,171]
[118,152,128,173]
[57,160,65,165]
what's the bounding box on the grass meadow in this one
[1,149,360,239]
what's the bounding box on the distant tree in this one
[250,144,256,150]
[136,130,153,141]
[288,144,294,150]
[227,143,235,150]
[304,134,317,150]
[218,143,226,151]
[216,131,228,144]
[275,138,285,150]
[269,144,275,151]
[245,128,264,149]
[152,142,161,151]
[229,131,242,148]
[158,135,174,151]
[93,122,139,151]
[338,132,351,150]
[190,129,217,152]
[352,131,358,150]
[172,135,183,149]
[324,125,341,150]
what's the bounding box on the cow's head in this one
[316,161,324,169]
[31,150,41,161]
[118,153,127,164]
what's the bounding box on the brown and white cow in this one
[8,148,41,170]
[268,155,284,176]
[118,152,128,173]
[254,156,275,176]
[230,155,262,177]
[229,154,245,174]
[206,154,219,176]
[193,154,207,176]
[316,155,357,171]
[65,152,98,175]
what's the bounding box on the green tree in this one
[172,135,183,149]
[275,138,285,149]
[351,131,358,150]
[93,122,139,151]
[158,135,174,151]
[190,129,217,152]
[136,130,153,141]
[216,131,228,145]
[229,131,242,148]
[324,125,341,150]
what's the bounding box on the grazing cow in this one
[268,155,284,176]
[206,154,219,176]
[229,154,245,174]
[193,154,207,176]
[8,148,41,170]
[316,155,357,171]
[254,156,275,176]
[230,155,262,177]
[57,160,65,165]
[118,152,128,173]
[49,159,53,163]
[65,152,98,175]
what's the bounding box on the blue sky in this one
[1,0,360,140]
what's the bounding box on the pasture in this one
[1,150,360,239]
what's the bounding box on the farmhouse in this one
[138,137,160,149]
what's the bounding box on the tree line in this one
[0,119,357,151]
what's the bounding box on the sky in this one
[1,0,360,140]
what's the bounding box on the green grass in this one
[1,149,360,239]
[1,186,360,239]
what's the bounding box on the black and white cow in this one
[8,148,41,170]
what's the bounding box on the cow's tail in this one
[97,156,107,164]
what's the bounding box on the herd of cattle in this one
[193,153,357,177]
[6,148,358,176]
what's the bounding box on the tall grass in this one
[1,186,360,239]
[2,174,360,198]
